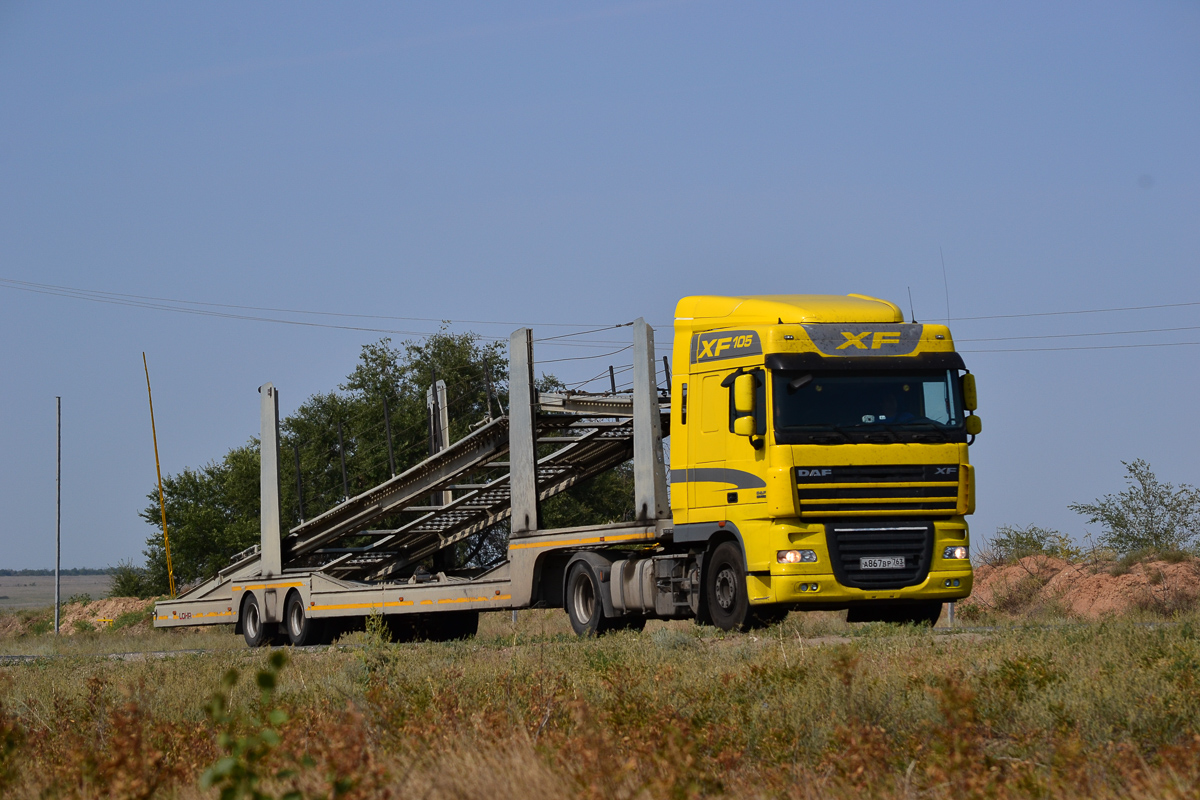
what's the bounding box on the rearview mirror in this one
[733,373,756,414]
[965,415,982,435]
[961,373,978,411]
[733,415,756,436]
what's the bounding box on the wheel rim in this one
[572,572,596,624]
[714,565,737,611]
[289,602,303,637]
[245,604,260,639]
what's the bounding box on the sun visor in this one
[765,352,966,371]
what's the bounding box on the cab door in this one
[725,368,768,510]
[687,370,728,512]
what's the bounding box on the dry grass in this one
[2,608,1200,798]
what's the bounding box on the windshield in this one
[773,370,966,444]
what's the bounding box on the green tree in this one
[139,445,261,594]
[1069,459,1200,555]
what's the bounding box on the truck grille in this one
[796,464,959,517]
[826,522,934,589]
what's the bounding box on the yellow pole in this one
[143,353,176,598]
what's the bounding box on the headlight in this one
[942,546,969,560]
[777,549,818,564]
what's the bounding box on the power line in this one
[534,323,633,341]
[0,277,618,329]
[10,275,1200,350]
[538,345,632,364]
[960,341,1200,353]
[958,324,1200,343]
[952,299,1200,322]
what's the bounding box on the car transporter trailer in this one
[155,319,673,645]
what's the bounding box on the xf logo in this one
[698,334,756,359]
[837,331,903,350]
[934,467,957,476]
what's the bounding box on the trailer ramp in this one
[283,392,662,582]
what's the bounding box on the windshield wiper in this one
[787,423,853,443]
[890,421,951,442]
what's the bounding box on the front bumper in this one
[746,568,973,606]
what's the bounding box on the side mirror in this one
[965,415,982,435]
[733,373,756,414]
[733,415,756,436]
[961,373,978,411]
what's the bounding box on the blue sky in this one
[1,2,1197,568]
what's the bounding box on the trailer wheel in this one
[241,593,274,648]
[284,591,326,646]
[566,562,609,636]
[705,541,750,631]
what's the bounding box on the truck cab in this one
[669,294,978,628]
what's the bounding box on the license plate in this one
[860,556,905,570]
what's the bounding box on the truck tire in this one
[566,561,609,636]
[706,541,751,631]
[284,591,327,646]
[241,593,275,648]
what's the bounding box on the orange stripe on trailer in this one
[308,593,510,612]
[230,581,305,592]
[508,531,655,550]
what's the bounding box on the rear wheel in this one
[566,562,609,636]
[705,542,750,631]
[241,593,274,648]
[284,591,327,646]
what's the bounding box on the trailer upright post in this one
[509,328,539,536]
[632,318,668,522]
[259,384,283,578]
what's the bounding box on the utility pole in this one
[144,354,176,597]
[55,396,60,635]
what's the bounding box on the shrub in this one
[66,593,92,606]
[201,651,297,800]
[109,559,155,599]
[992,573,1048,614]
[983,524,1080,565]
[1070,459,1200,555]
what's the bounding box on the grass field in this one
[0,574,112,610]
[2,608,1199,798]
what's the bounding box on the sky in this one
[1,1,1197,569]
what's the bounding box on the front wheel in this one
[705,542,750,631]
[566,562,609,636]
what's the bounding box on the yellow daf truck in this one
[156,294,978,644]
[667,294,978,628]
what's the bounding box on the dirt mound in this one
[964,555,1200,618]
[58,597,155,634]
